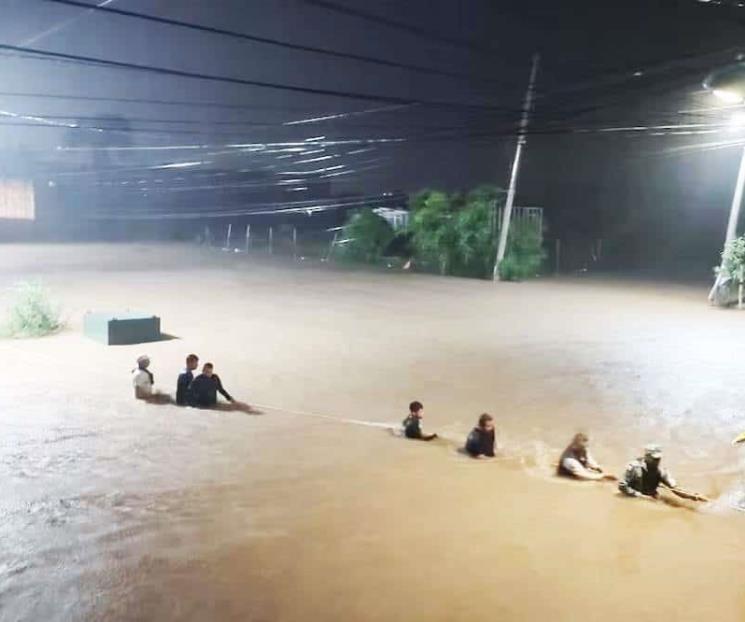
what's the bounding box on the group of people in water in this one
[132,353,256,412]
[131,356,712,504]
[402,400,711,503]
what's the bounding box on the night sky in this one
[3,0,745,268]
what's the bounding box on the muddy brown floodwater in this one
[2,243,745,621]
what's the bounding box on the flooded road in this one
[2,243,745,621]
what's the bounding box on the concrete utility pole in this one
[493,53,540,280]
[709,146,745,302]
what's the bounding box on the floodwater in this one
[2,243,745,621]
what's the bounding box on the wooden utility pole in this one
[493,53,540,280]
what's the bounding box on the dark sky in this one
[3,0,745,265]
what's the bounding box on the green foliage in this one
[453,185,505,278]
[410,190,458,274]
[338,185,544,282]
[340,208,395,263]
[3,281,62,338]
[721,235,745,283]
[498,220,546,281]
[409,184,543,280]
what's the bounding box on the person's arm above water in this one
[659,471,710,502]
[562,457,604,480]
[404,417,436,441]
[213,375,234,402]
[585,452,602,472]
[585,452,616,480]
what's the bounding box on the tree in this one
[454,185,506,278]
[340,208,395,263]
[410,185,508,278]
[498,219,546,281]
[410,189,458,275]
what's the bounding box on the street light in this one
[704,64,745,302]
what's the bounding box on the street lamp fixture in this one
[704,63,745,104]
[704,64,745,302]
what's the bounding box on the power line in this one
[85,193,398,220]
[42,0,508,88]
[300,0,500,56]
[0,42,514,112]
[0,89,335,112]
[0,110,529,133]
[20,0,117,46]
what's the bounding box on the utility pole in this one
[709,145,745,302]
[493,53,540,280]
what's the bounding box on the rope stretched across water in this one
[252,402,398,430]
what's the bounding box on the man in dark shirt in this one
[465,413,496,458]
[402,400,437,441]
[176,353,199,406]
[189,362,234,408]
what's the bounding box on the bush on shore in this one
[2,281,62,338]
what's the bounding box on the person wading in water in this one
[618,444,708,502]
[557,433,616,481]
[402,401,438,441]
[465,413,496,458]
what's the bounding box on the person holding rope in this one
[464,413,496,458]
[403,401,438,441]
[557,433,616,481]
[188,362,258,413]
[618,444,708,502]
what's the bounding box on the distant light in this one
[633,71,643,77]
[294,155,334,164]
[729,111,745,130]
[279,165,344,175]
[151,161,204,169]
[304,136,326,142]
[713,89,744,104]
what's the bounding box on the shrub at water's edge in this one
[338,208,395,264]
[498,220,547,281]
[2,281,63,338]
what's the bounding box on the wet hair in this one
[203,362,214,371]
[478,413,493,428]
[561,433,589,461]
[571,432,589,445]
[186,353,199,364]
[409,400,423,414]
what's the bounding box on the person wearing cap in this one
[132,355,171,404]
[618,444,708,502]
[132,355,154,400]
[557,433,616,481]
